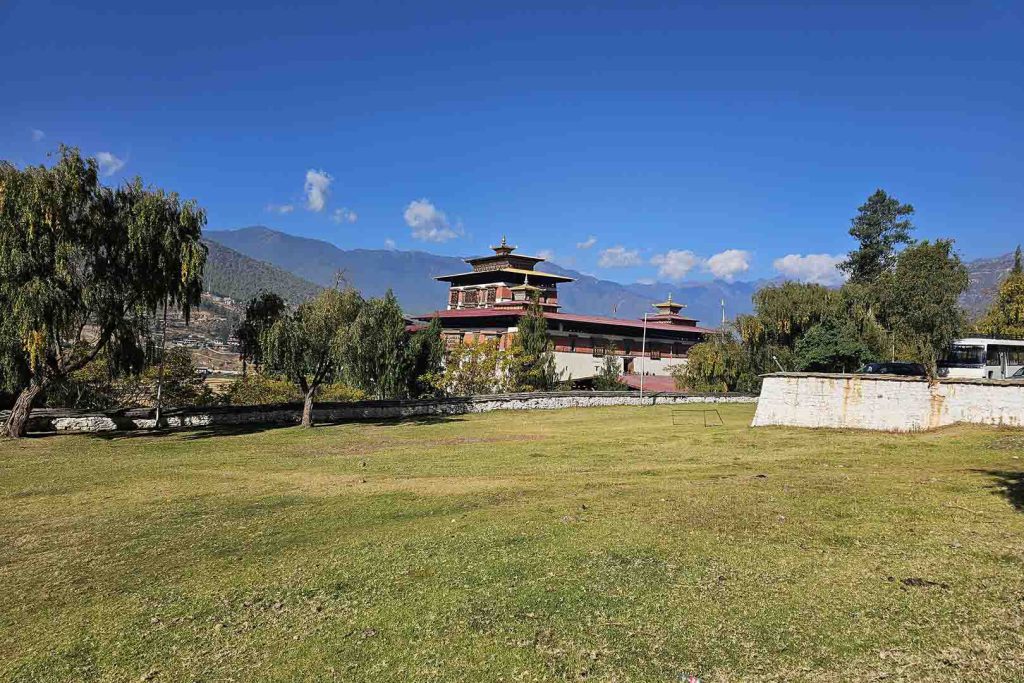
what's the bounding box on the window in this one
[569,335,577,352]
[592,338,607,357]
[463,289,479,306]
[449,290,459,306]
[623,339,633,355]
[443,333,462,350]
[986,345,1024,366]
[650,344,661,360]
[485,288,497,305]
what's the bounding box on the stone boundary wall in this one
[2,391,757,435]
[752,373,1024,432]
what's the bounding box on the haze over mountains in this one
[204,226,1016,325]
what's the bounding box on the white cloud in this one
[706,249,751,282]
[265,203,295,214]
[650,249,701,281]
[537,249,555,261]
[404,198,461,242]
[576,236,597,249]
[95,152,125,177]
[30,129,45,142]
[598,246,642,268]
[304,169,332,212]
[331,207,358,224]
[772,253,847,286]
[384,238,397,250]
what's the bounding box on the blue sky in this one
[3,0,1022,285]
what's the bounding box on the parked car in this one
[1010,367,1024,380]
[855,362,928,377]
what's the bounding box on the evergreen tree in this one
[405,317,445,398]
[510,299,558,391]
[976,245,1024,338]
[0,147,206,437]
[839,189,915,284]
[593,356,627,390]
[793,318,874,372]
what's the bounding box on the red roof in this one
[618,375,678,392]
[414,308,715,334]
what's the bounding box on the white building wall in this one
[752,373,1024,432]
[553,351,685,380]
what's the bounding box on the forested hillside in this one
[202,239,321,304]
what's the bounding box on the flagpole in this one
[639,313,648,402]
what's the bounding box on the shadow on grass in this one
[973,469,1024,512]
[329,414,466,428]
[83,413,467,441]
[89,422,285,442]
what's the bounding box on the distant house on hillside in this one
[413,238,712,383]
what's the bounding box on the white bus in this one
[938,337,1024,379]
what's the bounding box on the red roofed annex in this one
[414,237,713,385]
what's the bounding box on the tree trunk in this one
[301,390,315,428]
[2,384,43,439]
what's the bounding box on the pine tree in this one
[839,189,915,284]
[510,299,558,391]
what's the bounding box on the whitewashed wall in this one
[3,391,756,435]
[552,351,684,380]
[752,373,1024,432]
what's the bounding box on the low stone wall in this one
[752,373,1024,432]
[2,391,757,435]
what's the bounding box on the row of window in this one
[448,286,555,307]
[988,345,1024,366]
[943,344,1024,367]
[565,336,686,358]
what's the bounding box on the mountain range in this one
[205,227,761,324]
[203,226,1015,325]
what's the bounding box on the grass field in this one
[2,403,1024,682]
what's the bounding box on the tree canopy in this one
[976,245,1024,338]
[261,287,363,427]
[839,189,915,284]
[877,239,969,374]
[508,300,559,391]
[343,290,413,400]
[236,291,287,374]
[0,147,207,437]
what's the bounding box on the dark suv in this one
[855,362,928,377]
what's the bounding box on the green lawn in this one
[2,404,1024,682]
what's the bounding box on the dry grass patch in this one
[2,403,1024,681]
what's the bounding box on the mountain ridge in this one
[205,226,759,324]
[204,226,1013,324]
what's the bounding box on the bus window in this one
[942,345,984,366]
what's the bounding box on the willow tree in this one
[976,246,1024,338]
[261,287,363,427]
[236,291,287,375]
[0,148,206,438]
[343,290,411,400]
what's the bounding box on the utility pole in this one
[721,298,726,327]
[639,313,648,402]
[154,298,169,428]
